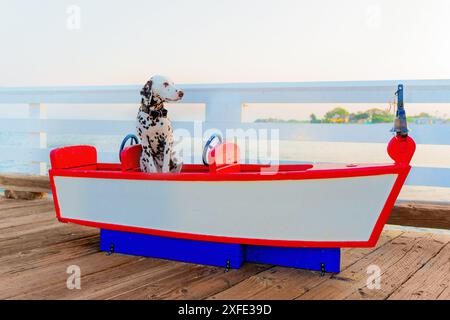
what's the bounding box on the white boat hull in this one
[53,173,397,245]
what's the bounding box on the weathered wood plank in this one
[208,230,402,300]
[12,258,173,300]
[0,197,52,213]
[388,202,450,229]
[0,252,138,299]
[388,241,450,300]
[0,217,70,241]
[153,263,271,300]
[0,199,54,220]
[340,231,404,270]
[108,263,272,300]
[437,280,450,300]
[9,254,269,300]
[0,235,99,275]
[82,262,216,300]
[344,233,450,300]
[0,222,98,257]
[0,173,51,193]
[0,207,55,229]
[91,263,212,300]
[107,263,237,300]
[295,232,449,300]
[27,258,261,300]
[209,267,322,300]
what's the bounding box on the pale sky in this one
[1,0,450,86]
[1,0,450,120]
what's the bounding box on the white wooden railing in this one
[0,80,449,189]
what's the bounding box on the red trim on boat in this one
[49,173,64,223]
[49,163,406,182]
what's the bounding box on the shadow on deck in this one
[1,196,449,300]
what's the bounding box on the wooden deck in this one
[1,196,450,300]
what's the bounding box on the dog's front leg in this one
[170,156,183,173]
[162,142,171,173]
[147,154,158,173]
[141,146,159,173]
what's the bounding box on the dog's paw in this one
[170,159,183,173]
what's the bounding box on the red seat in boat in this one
[50,145,97,170]
[208,143,240,173]
[120,144,142,172]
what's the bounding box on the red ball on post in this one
[387,135,416,164]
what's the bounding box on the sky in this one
[1,0,450,119]
[1,0,450,86]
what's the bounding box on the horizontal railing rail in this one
[2,79,450,104]
[0,80,449,190]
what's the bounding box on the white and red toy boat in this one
[49,85,415,272]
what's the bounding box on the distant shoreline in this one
[255,107,449,125]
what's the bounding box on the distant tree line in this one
[255,107,449,124]
[315,107,395,124]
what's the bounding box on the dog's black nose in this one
[178,91,184,98]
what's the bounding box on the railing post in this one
[29,103,47,175]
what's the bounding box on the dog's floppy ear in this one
[140,80,153,100]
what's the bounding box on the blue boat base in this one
[100,229,341,273]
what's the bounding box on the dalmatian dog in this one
[136,75,184,173]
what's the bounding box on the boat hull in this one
[50,165,408,248]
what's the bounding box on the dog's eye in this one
[163,82,169,87]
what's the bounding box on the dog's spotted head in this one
[140,75,184,106]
